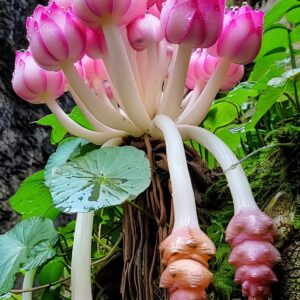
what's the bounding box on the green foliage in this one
[203,0,300,160]
[37,106,93,144]
[0,218,58,295]
[47,146,151,213]
[9,171,59,220]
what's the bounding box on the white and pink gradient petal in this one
[127,14,163,51]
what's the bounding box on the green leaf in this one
[9,171,59,220]
[47,146,151,213]
[37,114,67,145]
[38,257,64,285]
[225,82,259,105]
[256,27,289,60]
[45,138,89,186]
[286,6,300,24]
[282,68,300,79]
[247,87,282,130]
[291,24,300,44]
[268,77,287,87]
[264,0,300,30]
[250,53,287,81]
[37,106,93,144]
[203,102,238,132]
[0,218,58,295]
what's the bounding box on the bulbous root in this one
[159,226,215,299]
[225,209,281,299]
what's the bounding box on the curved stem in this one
[68,88,119,133]
[71,138,122,300]
[102,24,152,132]
[151,115,198,230]
[178,125,258,213]
[22,269,36,300]
[47,100,127,145]
[158,44,193,119]
[177,58,231,125]
[61,62,142,136]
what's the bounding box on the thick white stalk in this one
[177,58,232,125]
[22,269,36,300]
[61,62,142,136]
[102,24,152,132]
[144,45,160,117]
[47,100,127,144]
[68,88,119,133]
[151,115,199,230]
[71,138,122,300]
[71,212,94,300]
[158,44,193,119]
[178,125,258,213]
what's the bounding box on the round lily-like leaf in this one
[0,218,58,295]
[48,146,151,213]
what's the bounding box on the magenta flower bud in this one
[27,2,86,71]
[72,0,147,28]
[225,209,281,298]
[86,28,107,59]
[148,4,161,18]
[12,50,65,104]
[49,0,71,11]
[208,5,264,64]
[156,0,166,11]
[161,0,225,48]
[147,0,155,7]
[127,14,163,51]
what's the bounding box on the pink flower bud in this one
[147,0,155,8]
[161,0,225,48]
[85,28,107,59]
[195,50,244,90]
[156,0,166,11]
[208,5,264,64]
[27,2,86,71]
[72,0,147,27]
[147,4,161,18]
[127,14,163,51]
[76,55,113,98]
[49,0,71,11]
[186,49,202,89]
[12,50,65,104]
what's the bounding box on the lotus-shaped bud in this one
[159,226,215,298]
[85,28,107,59]
[208,5,264,64]
[76,55,112,98]
[12,50,65,104]
[161,0,225,48]
[49,0,71,11]
[27,2,86,71]
[195,50,244,90]
[72,0,147,28]
[127,14,163,51]
[186,49,244,90]
[225,209,281,298]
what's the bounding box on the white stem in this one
[177,58,232,125]
[61,62,142,136]
[68,88,118,133]
[158,44,193,119]
[151,115,199,230]
[102,24,152,132]
[71,212,94,300]
[144,45,160,117]
[71,138,122,300]
[22,270,36,300]
[180,83,203,119]
[47,100,127,144]
[178,125,258,213]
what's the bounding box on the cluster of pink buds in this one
[11,0,277,299]
[226,209,281,299]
